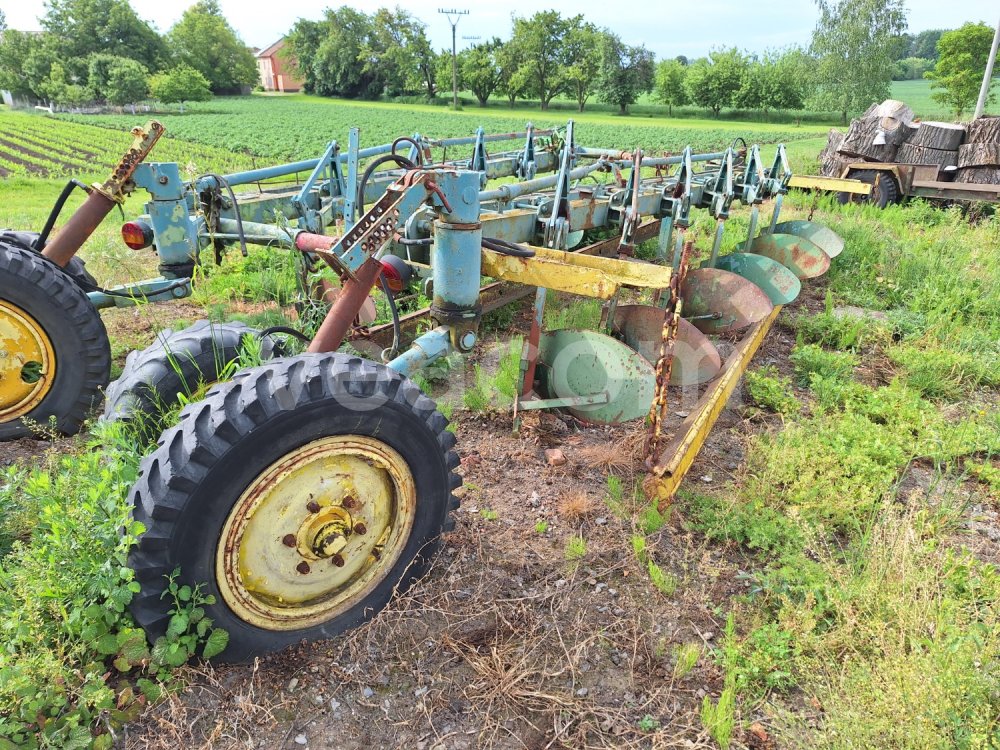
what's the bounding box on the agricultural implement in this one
[0,119,843,660]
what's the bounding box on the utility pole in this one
[439,8,469,109]
[974,14,1000,119]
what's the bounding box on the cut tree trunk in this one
[954,166,1000,184]
[822,154,857,178]
[896,143,958,168]
[957,143,1000,168]
[908,121,966,150]
[839,117,898,161]
[966,115,1000,145]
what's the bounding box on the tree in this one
[685,49,748,117]
[150,64,211,110]
[37,61,90,107]
[460,39,504,107]
[510,11,579,110]
[0,10,6,32]
[563,22,602,112]
[735,48,812,113]
[911,29,946,60]
[288,8,379,98]
[105,58,149,107]
[362,8,436,98]
[496,41,527,107]
[810,0,908,125]
[655,58,689,116]
[675,55,689,66]
[167,0,257,94]
[926,22,998,118]
[595,34,654,115]
[894,56,934,80]
[41,0,167,77]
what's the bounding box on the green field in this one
[890,78,1000,119]
[51,94,828,163]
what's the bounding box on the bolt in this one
[331,554,345,567]
[296,561,311,575]
[342,496,357,509]
[460,331,477,350]
[306,500,321,513]
[282,534,297,547]
[353,522,367,536]
[371,548,382,561]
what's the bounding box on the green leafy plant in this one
[672,643,700,680]
[745,366,801,416]
[565,535,587,561]
[789,343,858,385]
[638,714,660,732]
[480,508,499,521]
[534,520,549,533]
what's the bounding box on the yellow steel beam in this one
[481,245,671,300]
[643,304,782,505]
[789,174,871,195]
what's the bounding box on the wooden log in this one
[821,153,856,178]
[818,128,843,163]
[872,99,915,145]
[958,143,1000,168]
[954,166,1000,185]
[908,121,967,150]
[839,117,898,161]
[897,143,958,168]
[966,115,1000,145]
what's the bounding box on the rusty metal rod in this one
[41,190,117,268]
[307,257,383,353]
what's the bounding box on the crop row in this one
[53,96,821,163]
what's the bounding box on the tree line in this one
[0,0,258,108]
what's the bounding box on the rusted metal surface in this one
[611,305,721,386]
[94,120,165,202]
[644,305,781,504]
[771,221,845,259]
[307,257,382,353]
[681,267,773,334]
[750,233,831,280]
[41,190,117,268]
[645,240,692,457]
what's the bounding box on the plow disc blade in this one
[681,268,774,335]
[537,329,655,424]
[750,233,831,280]
[772,220,844,259]
[611,305,722,386]
[711,253,801,306]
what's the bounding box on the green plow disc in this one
[750,233,831,280]
[772,220,844,259]
[681,268,774,335]
[538,329,655,424]
[711,253,802,306]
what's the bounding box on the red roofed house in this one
[257,39,304,93]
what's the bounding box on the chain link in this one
[645,239,693,459]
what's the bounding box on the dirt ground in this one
[87,291,811,750]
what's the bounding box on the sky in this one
[2,0,997,58]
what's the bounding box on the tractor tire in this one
[836,170,900,209]
[127,353,461,663]
[0,229,99,291]
[103,319,279,440]
[0,242,111,439]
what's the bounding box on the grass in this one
[890,78,1000,120]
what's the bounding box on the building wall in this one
[257,40,304,93]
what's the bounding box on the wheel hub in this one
[216,436,416,631]
[0,300,55,421]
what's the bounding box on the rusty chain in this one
[645,238,693,460]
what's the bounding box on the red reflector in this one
[379,260,404,293]
[121,221,152,250]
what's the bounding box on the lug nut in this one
[371,548,382,561]
[342,496,357,509]
[296,562,311,575]
[331,554,345,567]
[353,522,367,536]
[282,534,297,547]
[306,501,321,513]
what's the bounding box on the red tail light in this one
[121,220,153,250]
[379,255,413,294]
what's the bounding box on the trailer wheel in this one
[103,320,279,440]
[128,353,461,663]
[837,170,900,209]
[0,243,110,439]
[0,229,98,291]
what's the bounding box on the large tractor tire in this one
[103,319,279,440]
[127,353,461,663]
[0,229,99,291]
[0,243,111,439]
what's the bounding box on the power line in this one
[438,8,469,109]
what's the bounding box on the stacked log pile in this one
[819,101,1000,185]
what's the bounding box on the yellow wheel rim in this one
[0,300,56,421]
[216,435,417,631]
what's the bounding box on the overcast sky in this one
[3,0,997,57]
